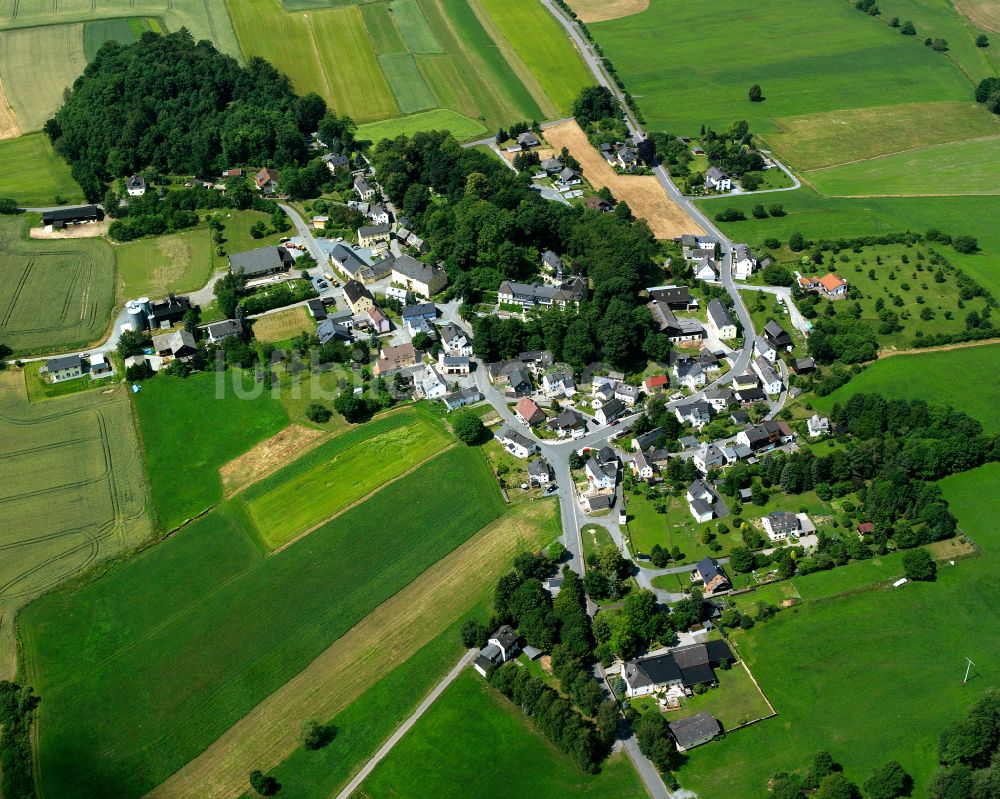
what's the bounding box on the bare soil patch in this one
[0,79,21,140]
[544,119,702,239]
[220,423,326,496]
[29,221,110,239]
[567,0,649,23]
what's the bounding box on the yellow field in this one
[249,305,313,342]
[0,78,20,139]
[146,500,558,799]
[566,0,649,23]
[544,119,703,238]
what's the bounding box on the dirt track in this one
[544,119,702,239]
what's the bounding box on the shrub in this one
[301,720,335,750]
[304,402,332,423]
[714,207,746,222]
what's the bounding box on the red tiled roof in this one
[644,375,669,388]
[819,273,846,292]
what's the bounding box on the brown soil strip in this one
[220,423,327,496]
[566,0,648,23]
[144,503,555,799]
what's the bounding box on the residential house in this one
[731,244,757,279]
[616,144,638,171]
[516,130,539,149]
[438,354,469,376]
[306,298,328,320]
[498,278,586,310]
[593,381,615,405]
[632,428,663,452]
[151,329,196,360]
[228,246,293,278]
[643,374,669,394]
[631,449,655,479]
[585,196,612,213]
[676,362,706,391]
[354,176,376,201]
[343,280,375,315]
[763,319,793,351]
[367,306,391,334]
[495,425,537,459]
[615,383,642,407]
[706,299,737,340]
[755,337,777,363]
[582,493,614,514]
[125,174,146,197]
[144,294,192,330]
[391,255,447,298]
[541,250,563,275]
[45,354,84,382]
[357,223,391,248]
[518,350,554,372]
[704,166,731,192]
[556,167,580,188]
[473,625,520,677]
[88,353,112,377]
[648,301,705,343]
[857,522,874,539]
[204,319,243,344]
[542,368,576,398]
[317,318,352,344]
[595,397,626,425]
[401,302,437,334]
[799,272,849,298]
[691,556,731,595]
[439,323,473,356]
[540,158,563,174]
[732,371,760,392]
[670,713,722,751]
[528,457,553,486]
[368,202,392,226]
[321,152,350,173]
[762,511,800,541]
[585,457,617,490]
[649,285,698,311]
[693,258,720,284]
[703,388,734,412]
[693,444,725,474]
[736,419,794,452]
[374,342,417,376]
[752,355,783,395]
[330,243,370,282]
[622,640,735,698]
[254,168,279,194]
[487,360,532,397]
[443,386,483,411]
[675,401,713,429]
[548,409,587,438]
[807,414,830,437]
[793,357,816,374]
[417,365,448,399]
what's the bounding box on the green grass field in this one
[811,343,1000,433]
[805,135,1000,197]
[390,0,443,52]
[213,208,287,268]
[357,107,487,141]
[82,17,156,60]
[133,370,290,530]
[0,134,83,205]
[477,0,591,114]
[0,216,115,355]
[242,409,454,548]
[0,372,150,678]
[22,446,505,799]
[378,51,437,113]
[362,1,407,52]
[114,225,213,298]
[360,669,647,797]
[675,663,773,729]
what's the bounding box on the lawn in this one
[811,343,1000,433]
[627,490,742,562]
[676,661,773,729]
[359,670,648,798]
[0,134,83,205]
[0,373,150,678]
[242,409,454,549]
[22,359,116,401]
[249,304,313,342]
[476,0,591,114]
[673,464,1000,797]
[114,226,214,299]
[357,107,487,142]
[590,0,973,136]
[805,135,1000,197]
[214,208,287,268]
[581,522,615,559]
[22,446,506,799]
[133,370,290,530]
[0,216,115,355]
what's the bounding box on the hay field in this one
[567,0,648,23]
[0,133,82,204]
[378,51,436,113]
[114,226,214,299]
[249,304,313,342]
[390,0,442,52]
[357,106,487,142]
[147,500,559,799]
[0,216,115,355]
[0,373,150,678]
[23,446,504,799]
[545,119,702,238]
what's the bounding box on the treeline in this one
[369,127,666,368]
[976,76,1000,115]
[45,30,337,201]
[0,681,39,799]
[932,689,1000,797]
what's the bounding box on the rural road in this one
[334,649,477,799]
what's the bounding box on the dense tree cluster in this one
[583,543,633,600]
[369,129,662,368]
[0,681,39,799]
[931,690,1000,797]
[702,120,765,177]
[46,30,336,200]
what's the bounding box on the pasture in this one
[544,119,701,239]
[357,107,486,142]
[0,216,115,355]
[248,304,313,343]
[242,409,454,549]
[133,370,290,530]
[0,373,150,678]
[22,446,505,799]
[359,670,647,798]
[0,133,83,205]
[114,225,213,299]
[805,135,1000,197]
[150,500,559,799]
[590,0,973,135]
[811,343,1000,433]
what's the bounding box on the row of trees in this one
[0,680,39,799]
[931,689,1000,797]
[770,750,912,799]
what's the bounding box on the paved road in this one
[334,649,477,799]
[279,203,328,267]
[688,153,801,199]
[739,284,811,335]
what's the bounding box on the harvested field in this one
[249,305,313,342]
[145,501,559,799]
[566,0,648,23]
[544,119,702,238]
[220,423,326,495]
[0,78,20,139]
[953,0,1000,33]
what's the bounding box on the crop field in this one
[359,670,647,798]
[134,370,290,530]
[0,133,83,205]
[567,0,648,23]
[83,17,159,59]
[955,0,1000,33]
[242,409,454,549]
[804,135,1000,197]
[0,373,150,678]
[391,0,442,52]
[357,106,486,142]
[765,101,1000,172]
[150,500,558,799]
[248,304,313,343]
[545,119,701,239]
[811,343,1000,433]
[114,226,213,299]
[22,445,505,799]
[590,0,973,136]
[378,51,436,113]
[0,216,114,355]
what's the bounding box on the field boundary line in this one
[796,132,1000,173]
[267,442,458,555]
[878,336,1000,358]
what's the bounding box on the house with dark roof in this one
[228,246,293,278]
[443,386,483,412]
[45,354,84,382]
[357,223,391,247]
[473,625,520,677]
[42,205,103,229]
[495,425,537,459]
[391,255,447,298]
[306,298,328,320]
[669,712,722,751]
[548,408,587,438]
[623,640,735,698]
[126,174,146,197]
[498,278,587,310]
[648,285,697,310]
[762,511,801,540]
[317,318,352,344]
[528,457,553,486]
[763,319,793,351]
[704,166,731,192]
[595,397,626,425]
[343,280,375,315]
[707,299,737,340]
[147,295,192,329]
[321,152,350,173]
[204,319,243,344]
[691,556,731,595]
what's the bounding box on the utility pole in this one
[963,657,976,684]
